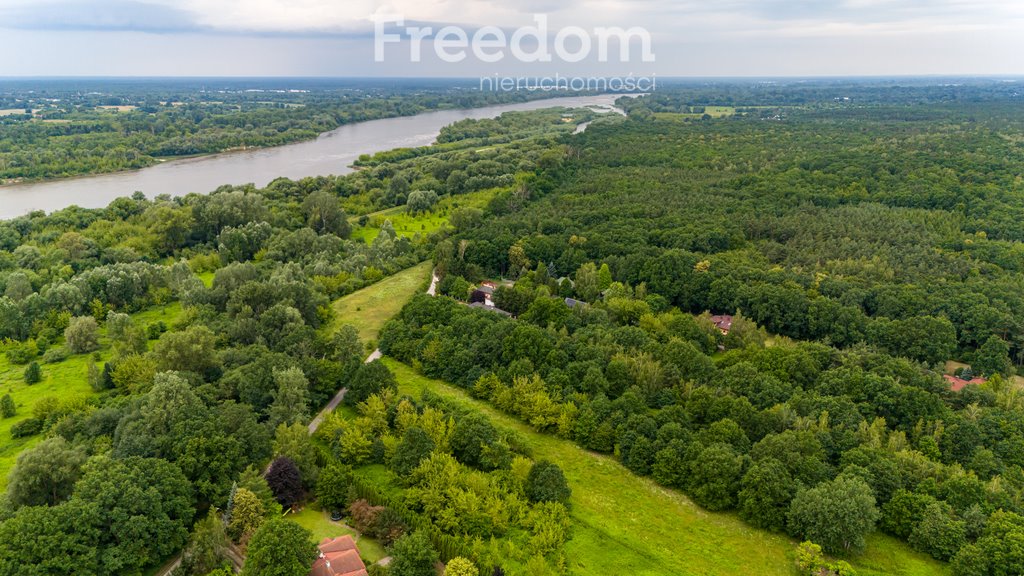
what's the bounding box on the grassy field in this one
[654,106,736,121]
[0,352,99,490]
[381,357,950,576]
[350,188,498,244]
[0,301,184,490]
[328,261,432,342]
[289,507,388,564]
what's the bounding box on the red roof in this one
[311,535,368,576]
[943,374,986,392]
[710,315,733,334]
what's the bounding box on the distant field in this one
[328,261,432,342]
[0,301,184,489]
[382,357,950,576]
[654,106,736,121]
[350,188,498,244]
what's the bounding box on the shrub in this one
[23,362,41,384]
[349,499,384,534]
[0,394,15,418]
[444,557,479,576]
[525,460,571,504]
[5,341,37,364]
[41,346,69,364]
[146,321,167,340]
[10,418,43,438]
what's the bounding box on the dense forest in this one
[0,78,569,181]
[382,84,1024,574]
[2,79,1024,576]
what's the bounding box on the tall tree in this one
[266,367,310,429]
[787,475,879,554]
[265,457,303,509]
[389,531,439,576]
[6,437,87,508]
[303,191,350,238]
[241,518,317,576]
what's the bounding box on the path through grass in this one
[381,357,949,576]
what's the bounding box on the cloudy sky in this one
[0,0,1021,76]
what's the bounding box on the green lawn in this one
[328,261,432,343]
[380,357,950,576]
[350,188,498,244]
[289,507,388,564]
[0,301,185,490]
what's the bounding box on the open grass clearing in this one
[288,507,387,564]
[350,188,498,244]
[381,357,949,576]
[327,261,432,343]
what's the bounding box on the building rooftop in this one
[311,535,368,576]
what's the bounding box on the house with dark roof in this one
[311,535,368,576]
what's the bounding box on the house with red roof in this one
[310,535,368,576]
[943,374,986,392]
[710,315,733,334]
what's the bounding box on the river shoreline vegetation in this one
[0,78,577,182]
[0,79,1023,576]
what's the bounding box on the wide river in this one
[0,94,626,220]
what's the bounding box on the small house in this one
[311,535,368,576]
[943,374,986,392]
[710,315,733,334]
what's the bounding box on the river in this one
[0,94,628,220]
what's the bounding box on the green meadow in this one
[349,188,498,244]
[328,261,432,343]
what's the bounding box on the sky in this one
[0,0,1022,77]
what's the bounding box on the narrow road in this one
[308,269,434,434]
[307,350,379,433]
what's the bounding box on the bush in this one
[0,394,15,418]
[444,557,479,576]
[10,418,43,438]
[146,321,167,340]
[23,362,41,384]
[5,341,37,364]
[41,346,69,364]
[389,531,438,576]
[525,460,571,504]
